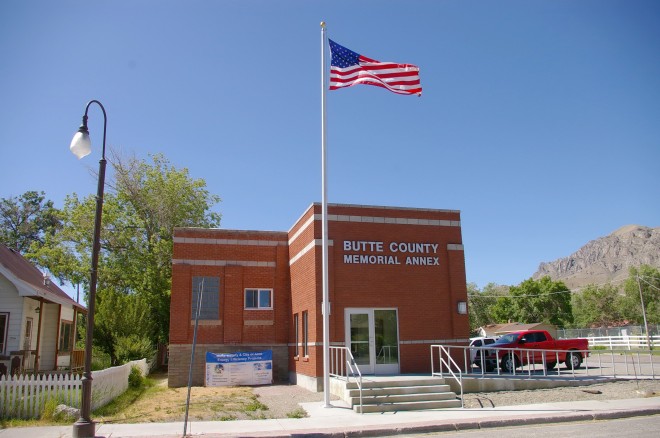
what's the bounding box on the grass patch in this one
[286,407,307,418]
[93,373,158,417]
[245,398,269,412]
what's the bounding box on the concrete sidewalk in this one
[1,397,659,438]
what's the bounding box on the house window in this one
[294,313,299,357]
[59,320,73,353]
[191,276,220,320]
[244,289,272,309]
[0,313,8,355]
[302,311,309,357]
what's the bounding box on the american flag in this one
[329,39,422,96]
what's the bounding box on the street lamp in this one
[70,99,107,438]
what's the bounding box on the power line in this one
[468,274,659,299]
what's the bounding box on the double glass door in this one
[345,308,399,375]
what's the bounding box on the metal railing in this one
[452,344,659,379]
[328,346,363,413]
[430,345,464,408]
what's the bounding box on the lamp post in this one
[70,99,107,438]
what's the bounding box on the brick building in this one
[168,203,470,390]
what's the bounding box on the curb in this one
[226,407,660,438]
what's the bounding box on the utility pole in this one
[637,275,652,350]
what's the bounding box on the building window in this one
[302,311,309,357]
[192,276,220,320]
[59,320,73,353]
[294,313,299,357]
[244,289,272,309]
[0,313,8,355]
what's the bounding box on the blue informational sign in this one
[205,350,273,387]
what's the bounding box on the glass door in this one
[346,310,373,374]
[374,309,399,374]
[345,308,399,375]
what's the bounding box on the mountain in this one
[532,225,660,289]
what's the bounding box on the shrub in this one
[128,365,144,389]
[286,407,307,418]
[115,335,156,364]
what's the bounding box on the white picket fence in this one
[0,358,149,419]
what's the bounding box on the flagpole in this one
[320,21,331,408]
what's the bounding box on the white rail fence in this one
[0,358,149,419]
[586,335,660,350]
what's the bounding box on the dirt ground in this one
[95,373,327,424]
[95,374,659,424]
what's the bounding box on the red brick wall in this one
[169,204,469,384]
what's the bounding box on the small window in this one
[59,321,73,353]
[484,339,495,345]
[302,311,309,357]
[0,313,8,355]
[244,289,273,309]
[192,276,220,320]
[294,314,299,357]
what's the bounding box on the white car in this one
[469,336,500,371]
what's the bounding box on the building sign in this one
[205,350,273,387]
[342,240,440,266]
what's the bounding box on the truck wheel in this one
[565,352,582,369]
[546,361,556,370]
[500,355,518,373]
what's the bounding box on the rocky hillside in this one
[532,225,660,289]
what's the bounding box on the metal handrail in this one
[430,345,464,408]
[328,346,363,413]
[457,344,657,379]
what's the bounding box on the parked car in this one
[468,336,500,371]
[485,330,589,373]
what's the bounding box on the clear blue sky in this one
[1,1,659,298]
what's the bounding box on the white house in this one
[0,244,86,375]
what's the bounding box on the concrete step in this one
[345,378,445,390]
[354,399,462,413]
[350,391,458,405]
[347,384,452,397]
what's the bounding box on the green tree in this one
[620,265,660,325]
[94,290,155,365]
[507,277,573,327]
[571,283,623,328]
[32,152,221,364]
[491,294,514,323]
[0,191,61,253]
[468,282,509,332]
[111,152,221,344]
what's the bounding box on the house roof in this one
[480,322,553,336]
[0,244,86,311]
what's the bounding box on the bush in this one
[286,407,307,418]
[128,365,144,389]
[115,335,156,364]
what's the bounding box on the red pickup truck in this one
[485,330,589,373]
